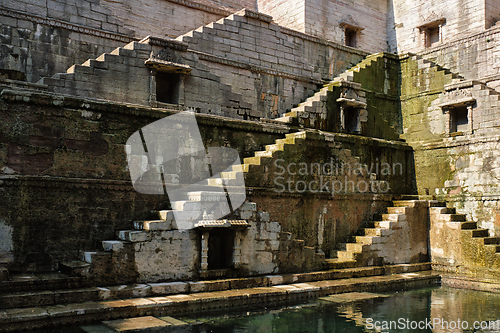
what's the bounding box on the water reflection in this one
[180,287,500,333]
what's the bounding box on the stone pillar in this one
[466,103,474,134]
[233,231,242,269]
[443,107,451,134]
[438,22,444,44]
[149,68,157,106]
[340,105,345,131]
[201,231,209,271]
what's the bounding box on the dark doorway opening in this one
[156,72,181,104]
[344,107,360,133]
[208,229,235,270]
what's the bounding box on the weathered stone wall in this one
[0,8,131,83]
[400,53,500,236]
[99,0,252,39]
[304,0,388,53]
[0,89,289,271]
[416,27,500,84]
[250,193,395,258]
[390,0,488,54]
[429,205,500,278]
[257,0,305,33]
[0,0,254,84]
[176,9,368,119]
[0,88,414,270]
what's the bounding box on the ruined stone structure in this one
[1,0,500,291]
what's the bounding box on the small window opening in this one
[450,106,468,133]
[156,72,181,104]
[345,28,357,48]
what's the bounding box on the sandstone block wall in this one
[0,89,290,270]
[258,0,389,54]
[304,0,388,54]
[99,0,249,39]
[417,28,500,84]
[176,9,367,118]
[257,0,305,32]
[0,5,131,83]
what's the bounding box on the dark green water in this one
[179,287,500,333]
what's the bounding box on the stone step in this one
[67,64,93,74]
[345,243,368,253]
[466,228,489,238]
[354,236,383,245]
[438,214,467,222]
[102,240,127,252]
[82,251,112,264]
[110,47,136,57]
[369,221,398,229]
[386,207,408,214]
[273,116,293,123]
[459,221,477,230]
[0,272,84,293]
[323,259,357,270]
[82,59,108,70]
[430,207,455,214]
[134,220,178,232]
[483,237,500,245]
[117,230,149,243]
[337,250,354,261]
[0,267,436,331]
[96,53,121,63]
[380,213,406,222]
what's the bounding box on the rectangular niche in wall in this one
[340,16,363,49]
[156,72,181,105]
[345,28,358,48]
[449,105,469,133]
[418,18,445,49]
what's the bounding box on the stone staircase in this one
[210,130,376,190]
[274,53,399,140]
[325,200,429,269]
[401,53,463,99]
[430,204,500,277]
[76,193,326,285]
[273,84,330,129]
[36,40,154,105]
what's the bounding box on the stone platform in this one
[0,264,437,332]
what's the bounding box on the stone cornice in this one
[411,133,500,151]
[0,89,290,135]
[0,175,135,191]
[165,0,232,16]
[417,25,500,56]
[0,7,136,43]
[278,26,370,57]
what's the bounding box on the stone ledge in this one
[0,89,291,135]
[235,9,273,23]
[0,269,439,332]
